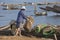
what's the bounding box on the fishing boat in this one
[40,7,47,10]
[53,5,60,12]
[40,6,60,13]
[0,20,60,40]
[2,5,20,10]
[34,12,47,16]
[3,8,20,10]
[40,6,54,11]
[0,20,16,35]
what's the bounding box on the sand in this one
[0,36,53,40]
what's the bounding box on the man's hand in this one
[27,18,32,24]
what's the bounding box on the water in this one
[0,0,60,27]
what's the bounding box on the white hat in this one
[21,6,26,10]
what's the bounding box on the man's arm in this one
[21,12,27,20]
[21,12,32,22]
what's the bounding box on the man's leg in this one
[18,23,24,36]
[16,23,23,36]
[15,23,20,36]
[15,28,20,36]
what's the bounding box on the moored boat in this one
[34,12,47,16]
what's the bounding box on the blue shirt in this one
[16,10,27,23]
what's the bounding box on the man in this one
[16,6,27,36]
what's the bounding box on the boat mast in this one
[45,0,47,14]
[34,0,37,14]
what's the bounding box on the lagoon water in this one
[0,0,60,27]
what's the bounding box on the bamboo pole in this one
[33,3,37,14]
[0,24,10,30]
[54,34,58,40]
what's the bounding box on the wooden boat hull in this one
[53,5,60,11]
[3,8,20,10]
[0,20,60,40]
[34,12,47,16]
[40,6,60,13]
[40,7,50,11]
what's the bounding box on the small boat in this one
[2,4,20,10]
[46,6,55,11]
[53,5,60,12]
[3,8,20,10]
[0,20,60,40]
[40,6,60,13]
[40,7,54,11]
[0,20,16,35]
[53,5,60,10]
[40,7,48,10]
[35,12,47,16]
